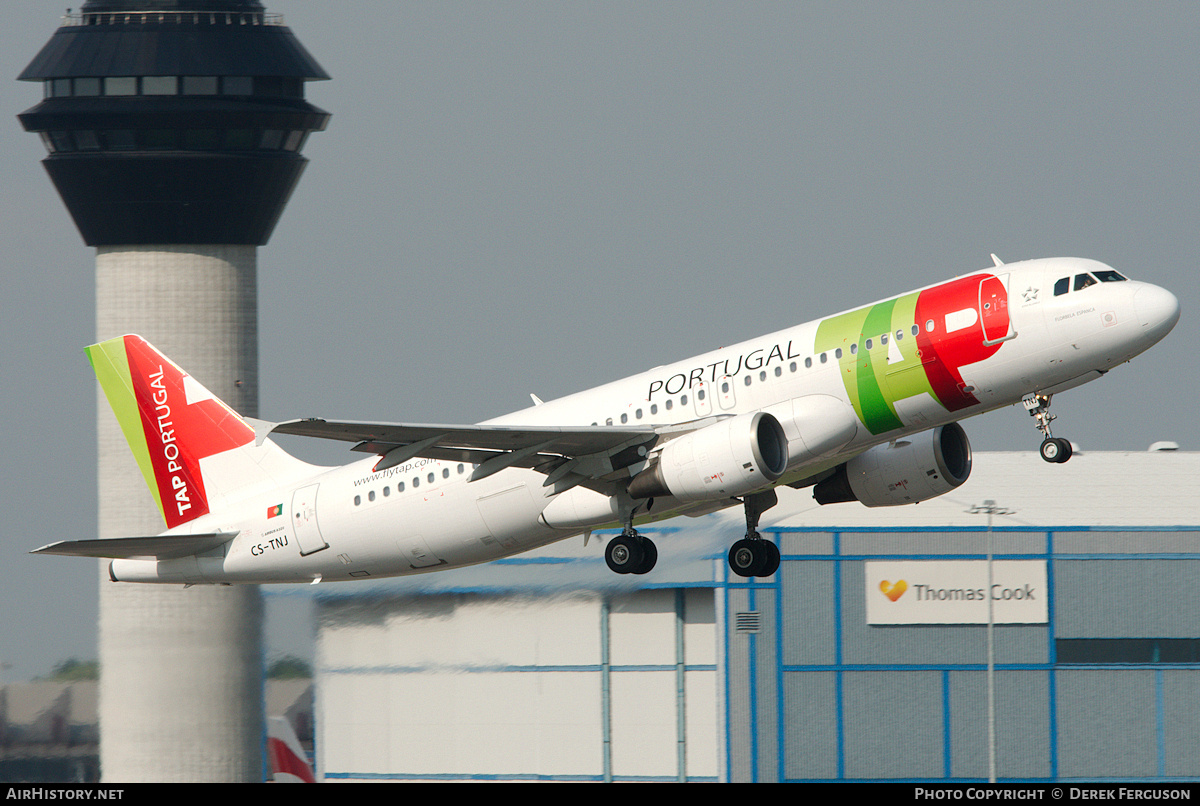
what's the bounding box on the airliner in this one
[34,256,1180,583]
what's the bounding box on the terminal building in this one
[306,448,1200,782]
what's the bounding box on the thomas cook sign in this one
[865,561,1047,625]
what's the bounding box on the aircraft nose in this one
[1134,283,1181,344]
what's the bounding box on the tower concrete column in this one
[95,246,260,780]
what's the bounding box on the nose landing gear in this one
[1024,393,1073,463]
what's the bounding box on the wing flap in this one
[31,533,236,560]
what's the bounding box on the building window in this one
[225,129,256,150]
[104,77,137,96]
[223,76,254,95]
[182,76,219,95]
[1056,638,1200,664]
[105,130,137,150]
[260,129,285,150]
[142,129,178,149]
[142,76,178,95]
[50,131,74,152]
[74,77,101,96]
[74,130,101,151]
[282,130,307,151]
[182,129,222,150]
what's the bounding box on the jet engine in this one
[628,412,788,501]
[813,423,972,507]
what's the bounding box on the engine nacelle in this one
[813,423,972,507]
[628,412,788,501]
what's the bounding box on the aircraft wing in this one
[260,417,713,489]
[31,533,236,560]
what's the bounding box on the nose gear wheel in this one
[1024,393,1073,463]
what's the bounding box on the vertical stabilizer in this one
[87,334,315,528]
[268,716,316,783]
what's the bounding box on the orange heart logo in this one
[879,579,908,602]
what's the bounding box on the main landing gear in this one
[604,490,783,578]
[1024,393,1073,464]
[605,505,658,575]
[727,489,781,578]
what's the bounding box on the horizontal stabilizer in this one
[31,533,236,560]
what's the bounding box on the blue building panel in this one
[730,525,1200,782]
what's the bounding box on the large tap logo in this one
[815,274,1010,434]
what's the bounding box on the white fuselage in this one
[110,257,1180,584]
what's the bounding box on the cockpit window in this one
[1093,270,1128,282]
[1074,273,1098,291]
[1054,277,1069,296]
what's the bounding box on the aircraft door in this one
[979,274,1016,345]
[291,484,329,556]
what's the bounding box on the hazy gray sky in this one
[1,1,1196,681]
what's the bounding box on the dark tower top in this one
[18,1,330,246]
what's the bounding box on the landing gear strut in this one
[727,490,781,578]
[1024,393,1072,464]
[605,507,657,575]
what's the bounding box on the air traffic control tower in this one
[18,1,329,781]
